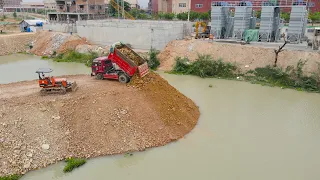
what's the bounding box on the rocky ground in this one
[0,33,36,56]
[158,39,320,73]
[0,73,200,176]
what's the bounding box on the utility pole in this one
[187,0,190,21]
[0,0,4,17]
[122,0,124,19]
[117,0,120,19]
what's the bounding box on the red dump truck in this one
[91,42,149,83]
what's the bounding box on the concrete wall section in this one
[76,20,192,50]
[43,22,77,33]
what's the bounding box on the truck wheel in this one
[96,73,104,80]
[118,73,129,83]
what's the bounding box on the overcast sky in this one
[22,0,149,8]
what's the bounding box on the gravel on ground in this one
[0,73,200,176]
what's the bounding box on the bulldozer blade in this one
[71,81,78,92]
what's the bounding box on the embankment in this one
[0,73,200,176]
[158,40,320,73]
[30,31,107,56]
[0,33,36,56]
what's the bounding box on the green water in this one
[1,54,320,180]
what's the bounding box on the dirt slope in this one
[0,73,200,176]
[158,39,320,73]
[0,33,36,56]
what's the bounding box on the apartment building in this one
[44,0,57,10]
[151,0,320,13]
[55,0,105,14]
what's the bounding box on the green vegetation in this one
[280,12,290,22]
[108,0,131,17]
[255,10,261,19]
[246,61,320,92]
[53,51,98,67]
[176,11,210,21]
[309,12,320,26]
[172,54,238,78]
[147,48,160,70]
[63,157,86,173]
[129,8,149,19]
[158,12,175,20]
[13,12,17,18]
[172,55,320,93]
[0,174,21,180]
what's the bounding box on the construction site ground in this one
[0,73,200,176]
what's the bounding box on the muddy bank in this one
[0,73,199,176]
[0,33,36,56]
[30,31,107,56]
[158,40,320,73]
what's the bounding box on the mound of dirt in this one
[158,39,320,74]
[0,74,199,176]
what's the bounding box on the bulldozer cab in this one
[36,68,53,79]
[36,68,54,86]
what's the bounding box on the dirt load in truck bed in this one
[0,73,199,176]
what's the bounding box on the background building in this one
[150,0,320,13]
[44,0,57,10]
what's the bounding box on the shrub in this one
[63,158,86,173]
[0,174,21,180]
[246,60,320,92]
[177,12,188,20]
[53,50,98,67]
[172,54,237,78]
[13,12,17,18]
[147,48,160,70]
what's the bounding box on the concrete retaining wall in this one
[76,20,192,50]
[43,22,77,33]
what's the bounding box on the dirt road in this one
[0,73,199,176]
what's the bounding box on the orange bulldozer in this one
[36,68,78,95]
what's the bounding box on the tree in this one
[274,33,288,67]
[177,12,188,20]
[309,12,320,26]
[108,0,131,17]
[13,11,17,18]
[255,10,261,19]
[199,12,209,20]
[280,12,290,22]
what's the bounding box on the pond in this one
[1,54,320,180]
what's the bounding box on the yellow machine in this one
[195,21,207,39]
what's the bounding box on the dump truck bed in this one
[108,43,149,77]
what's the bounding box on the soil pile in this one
[158,39,320,73]
[30,31,108,56]
[0,74,199,176]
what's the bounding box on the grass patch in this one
[41,56,49,59]
[53,50,98,67]
[63,157,86,173]
[171,55,320,93]
[172,54,238,78]
[0,174,21,180]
